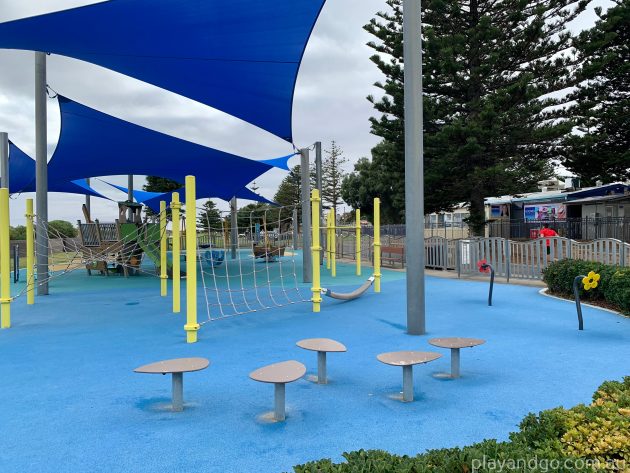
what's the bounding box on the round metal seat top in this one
[134,357,210,374]
[428,337,486,349]
[377,351,442,367]
[296,338,347,353]
[249,360,306,384]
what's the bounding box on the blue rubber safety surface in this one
[0,261,628,473]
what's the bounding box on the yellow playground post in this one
[160,200,168,297]
[26,198,35,305]
[311,189,322,313]
[184,176,199,343]
[0,188,11,328]
[330,209,336,277]
[355,208,361,276]
[326,210,332,270]
[373,197,381,293]
[172,192,181,314]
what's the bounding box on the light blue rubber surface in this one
[0,262,628,473]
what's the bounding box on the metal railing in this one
[488,217,630,242]
[333,233,628,281]
[456,237,629,280]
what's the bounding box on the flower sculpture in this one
[582,271,600,291]
[477,259,491,273]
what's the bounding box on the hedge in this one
[290,377,630,472]
[542,259,630,315]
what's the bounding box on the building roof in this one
[485,183,629,205]
[565,194,630,205]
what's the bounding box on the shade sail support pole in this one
[403,0,425,334]
[35,51,49,296]
[0,132,8,189]
[315,141,323,265]
[230,197,238,259]
[300,149,312,283]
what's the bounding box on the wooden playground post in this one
[184,176,199,343]
[26,198,35,305]
[311,189,322,313]
[356,209,361,276]
[172,193,181,314]
[0,188,10,328]
[374,197,381,293]
[160,200,167,297]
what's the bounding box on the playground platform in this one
[0,260,628,473]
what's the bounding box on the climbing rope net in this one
[197,205,309,322]
[10,211,169,301]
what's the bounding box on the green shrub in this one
[9,225,27,240]
[292,377,630,473]
[603,269,630,314]
[542,259,628,314]
[47,220,77,238]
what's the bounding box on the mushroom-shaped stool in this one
[377,351,442,402]
[134,357,210,412]
[296,338,347,384]
[249,360,306,421]
[428,337,486,378]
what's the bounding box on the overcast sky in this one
[0,0,610,225]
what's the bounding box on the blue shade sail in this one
[106,182,276,214]
[8,141,107,199]
[260,154,296,171]
[101,181,164,203]
[47,96,281,201]
[0,0,326,141]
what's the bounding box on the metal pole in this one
[35,52,48,296]
[317,351,327,384]
[403,0,425,334]
[315,141,324,265]
[292,208,298,250]
[0,132,8,189]
[127,174,133,222]
[85,178,91,216]
[300,149,312,283]
[230,197,238,259]
[171,373,184,412]
[402,365,414,402]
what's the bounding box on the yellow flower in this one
[582,271,601,291]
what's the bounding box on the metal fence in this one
[332,233,629,281]
[456,237,629,280]
[488,217,630,242]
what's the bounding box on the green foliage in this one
[560,0,630,184]
[351,0,582,229]
[292,378,630,472]
[143,176,182,193]
[542,259,630,314]
[603,269,630,314]
[274,165,303,208]
[47,220,77,238]
[143,176,183,217]
[197,200,222,231]
[321,141,348,216]
[9,225,27,240]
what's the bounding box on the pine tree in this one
[560,0,630,184]
[321,141,348,217]
[143,176,183,217]
[343,0,586,231]
[197,200,222,231]
[274,165,303,208]
[143,176,181,193]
